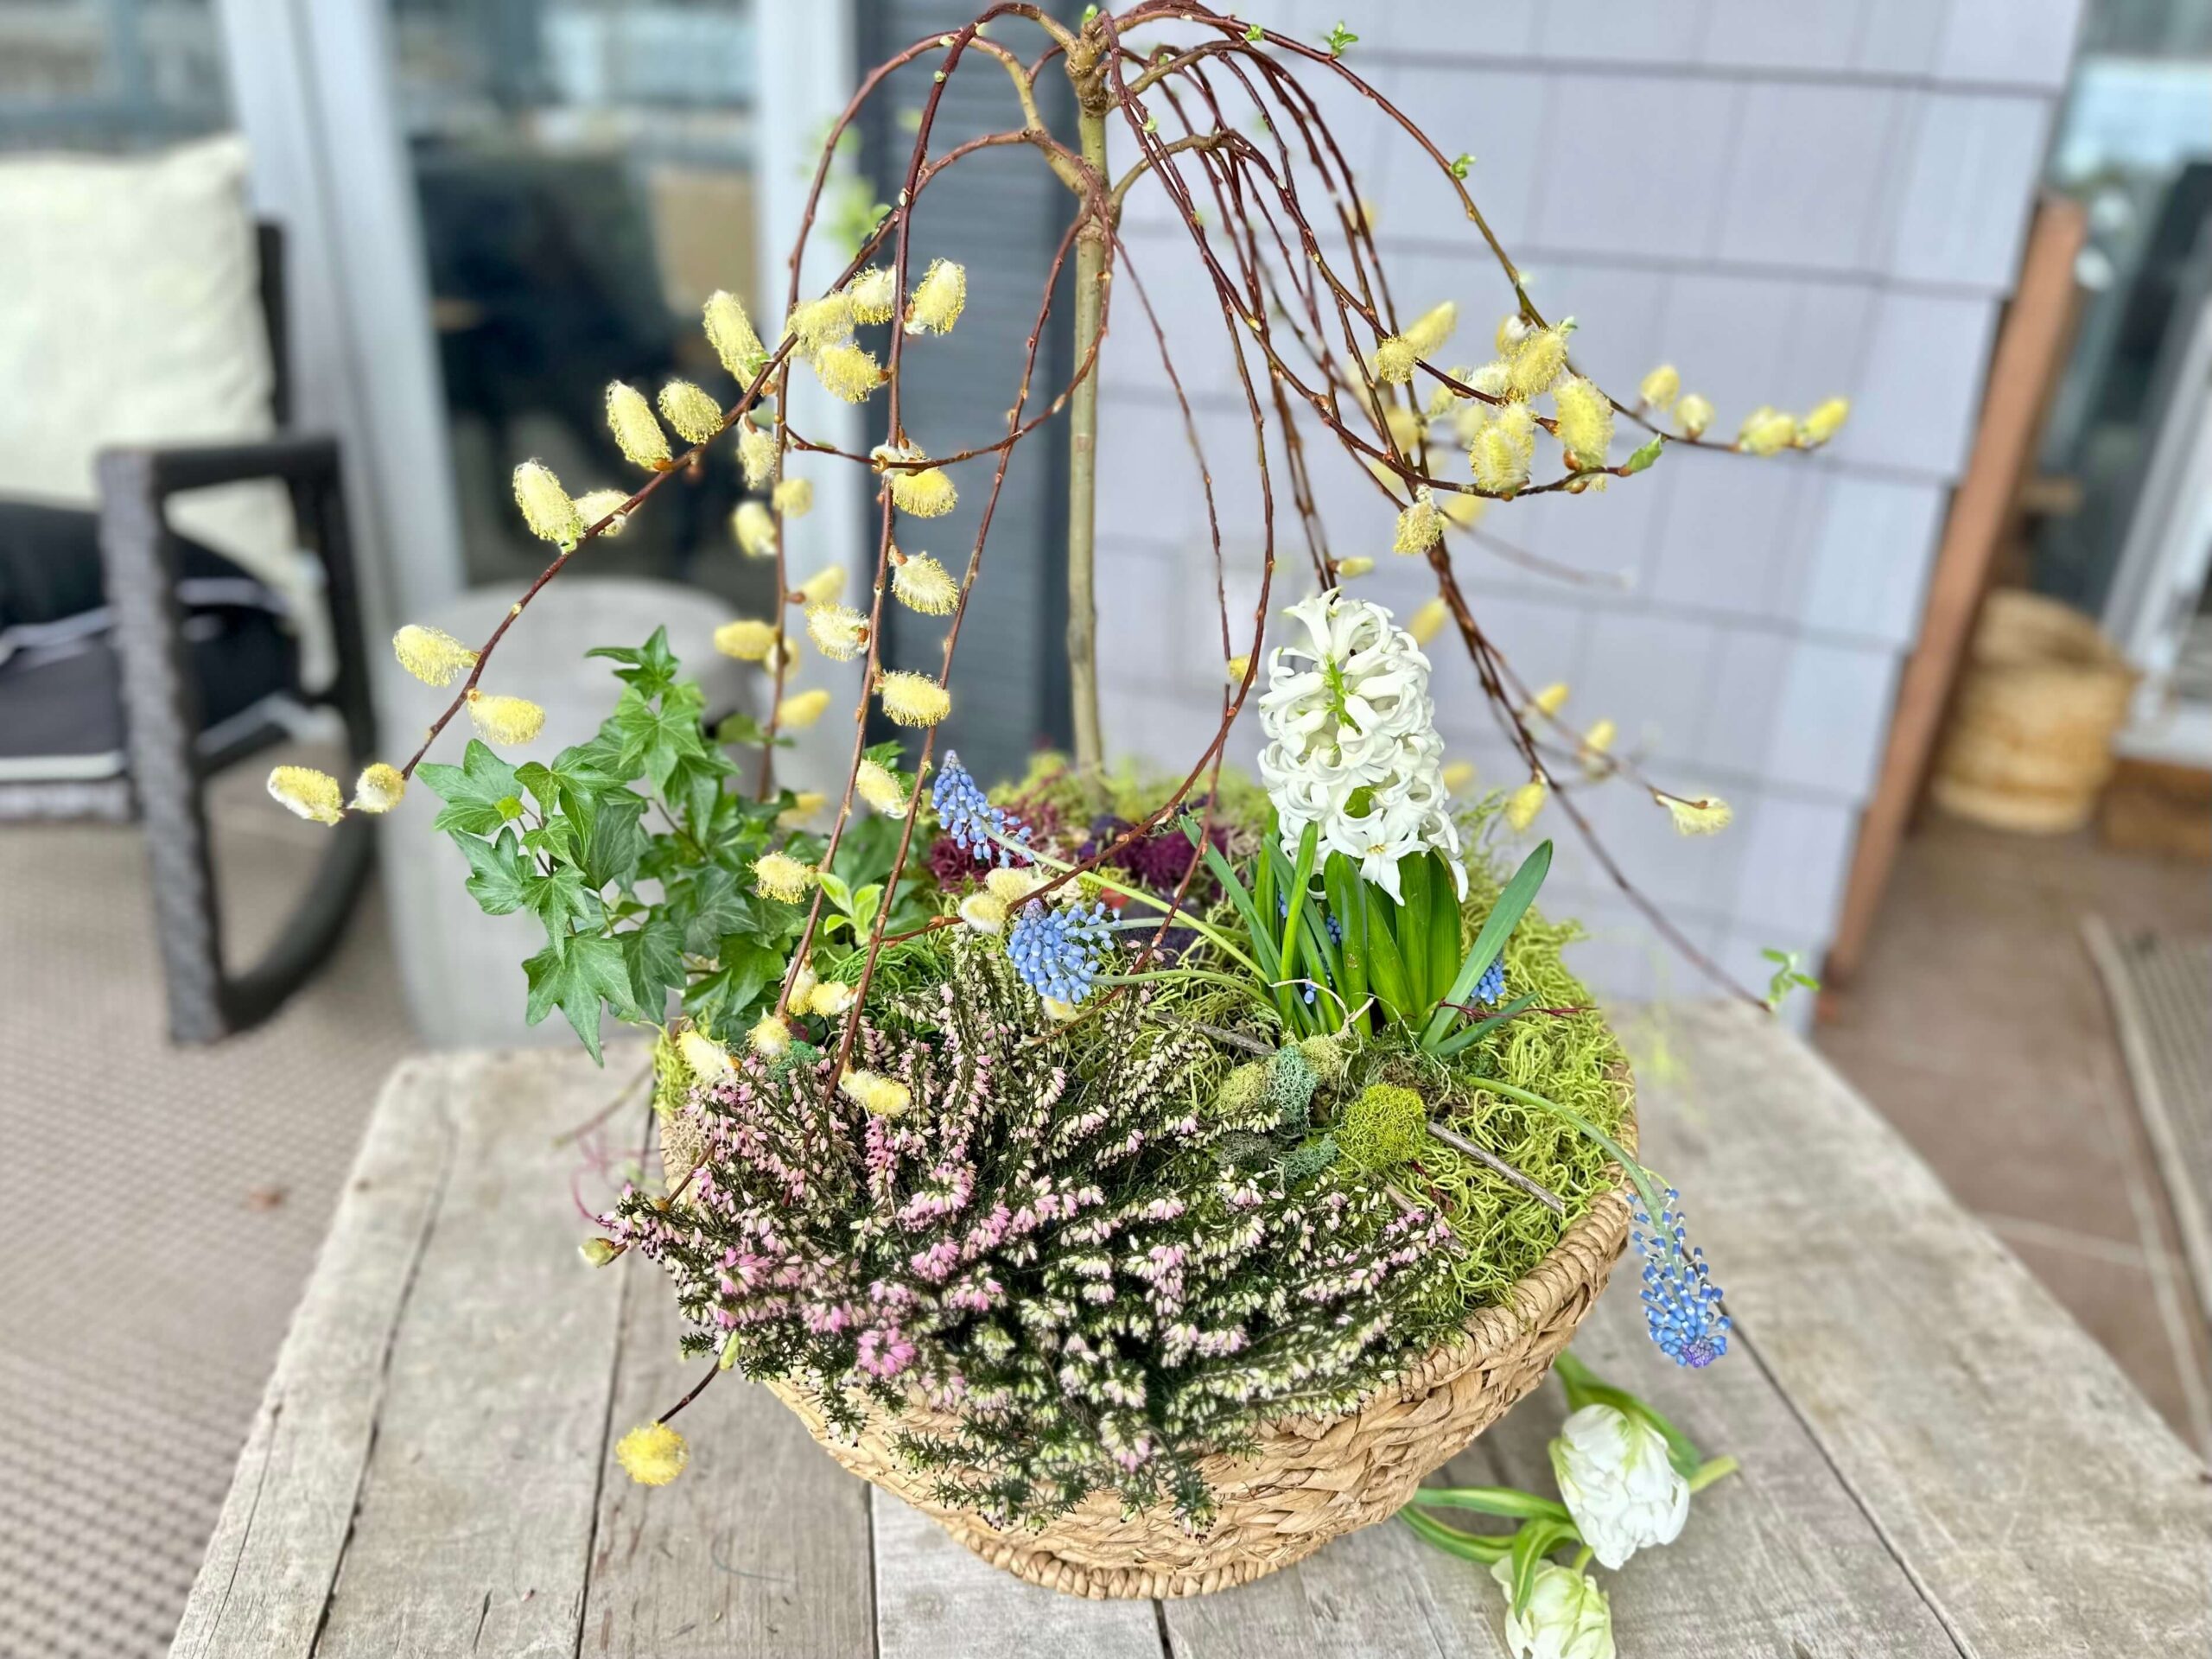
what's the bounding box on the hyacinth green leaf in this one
[1278,821,1320,1025]
[1431,991,1540,1059]
[1363,898,1413,1027]
[1322,854,1370,1033]
[1422,838,1552,1050]
[1188,824,1280,981]
[1397,849,1433,1013]
[1427,853,1462,1009]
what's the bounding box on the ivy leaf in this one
[670,865,751,956]
[683,937,785,1035]
[419,740,524,839]
[582,788,650,892]
[457,831,529,915]
[523,932,634,1062]
[715,710,791,750]
[520,863,605,946]
[621,914,687,1015]
[1624,433,1666,474]
[605,687,705,791]
[586,627,682,699]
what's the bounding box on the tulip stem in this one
[1687,1454,1738,1494]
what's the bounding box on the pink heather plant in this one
[605,939,1457,1530]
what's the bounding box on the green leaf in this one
[1278,822,1319,1019]
[1400,1505,1515,1565]
[1397,851,1433,1014]
[1188,822,1279,981]
[817,869,855,916]
[683,937,784,1034]
[1551,1352,1706,1478]
[523,932,634,1061]
[1363,899,1414,1027]
[1507,1518,1576,1618]
[1423,839,1552,1050]
[1449,152,1475,181]
[456,831,529,915]
[582,789,650,892]
[1431,992,1539,1059]
[586,627,682,698]
[1322,854,1370,1034]
[419,740,522,838]
[620,914,687,1016]
[1324,19,1357,55]
[715,709,791,750]
[669,866,751,957]
[520,863,605,946]
[1407,1487,1572,1524]
[1427,854,1462,1010]
[1625,433,1665,474]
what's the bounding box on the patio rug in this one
[2086,918,2212,1332]
[0,755,416,1659]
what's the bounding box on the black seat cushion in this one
[0,499,297,772]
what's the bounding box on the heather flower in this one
[1632,1189,1730,1367]
[392,623,478,687]
[1005,898,1115,1004]
[1549,1402,1690,1569]
[267,765,343,825]
[614,1422,689,1486]
[350,763,405,814]
[465,689,545,747]
[1255,590,1464,903]
[930,751,1031,865]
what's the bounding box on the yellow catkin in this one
[1639,364,1681,410]
[677,1028,735,1084]
[1374,335,1418,384]
[796,565,847,607]
[1675,392,1714,438]
[1439,490,1487,530]
[351,763,405,814]
[959,892,1009,935]
[807,979,855,1017]
[1504,776,1548,832]
[714,618,779,662]
[855,759,908,816]
[512,460,584,546]
[267,765,344,825]
[732,500,778,559]
[1336,556,1375,579]
[1738,406,1798,455]
[1394,490,1442,555]
[1553,376,1613,468]
[838,1069,912,1117]
[806,603,868,660]
[1441,760,1475,796]
[1408,597,1448,645]
[1662,791,1732,836]
[890,467,957,518]
[1226,653,1251,684]
[1505,325,1569,400]
[906,258,967,334]
[572,488,631,537]
[777,688,832,730]
[892,551,960,614]
[1582,718,1618,772]
[1496,313,1531,356]
[392,623,479,687]
[606,382,672,470]
[787,292,855,353]
[1383,403,1427,453]
[736,419,777,489]
[878,670,950,727]
[1531,682,1570,717]
[466,690,546,747]
[702,289,766,378]
[846,265,897,324]
[614,1423,688,1486]
[748,1013,791,1057]
[780,791,829,830]
[1404,299,1458,358]
[812,342,884,404]
[1468,402,1535,496]
[1799,397,1850,445]
[658,378,724,445]
[753,850,818,903]
[772,476,814,518]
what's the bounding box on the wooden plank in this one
[577,1265,876,1656]
[1658,1001,2212,1655]
[1448,1297,1961,1657]
[311,1049,634,1656]
[170,1056,460,1659]
[869,1487,1166,1659]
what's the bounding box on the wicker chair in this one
[0,226,375,1042]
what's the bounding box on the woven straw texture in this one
[696,1090,1636,1600]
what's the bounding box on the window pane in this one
[0,0,229,150]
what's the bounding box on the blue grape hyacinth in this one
[1474,957,1507,1006]
[931,750,1030,865]
[1006,899,1115,1004]
[1631,1189,1730,1367]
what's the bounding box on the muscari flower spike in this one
[1006,899,1115,1005]
[929,751,1030,866]
[1631,1188,1730,1368]
[1474,957,1506,1006]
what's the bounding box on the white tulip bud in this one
[1548,1402,1689,1569]
[1490,1556,1616,1659]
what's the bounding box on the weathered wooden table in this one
[172,1003,2210,1657]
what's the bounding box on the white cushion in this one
[0,137,303,613]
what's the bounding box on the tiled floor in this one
[1816,813,2212,1455]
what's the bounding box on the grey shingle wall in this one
[1090,0,2083,1003]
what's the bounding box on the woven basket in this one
[666,1087,1635,1599]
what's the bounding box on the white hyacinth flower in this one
[1548,1402,1690,1569]
[1490,1557,1615,1659]
[1255,591,1465,903]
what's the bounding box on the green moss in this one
[1337,1084,1427,1171]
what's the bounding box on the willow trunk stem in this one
[1066,93,1110,772]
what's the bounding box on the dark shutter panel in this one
[858,0,1081,782]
